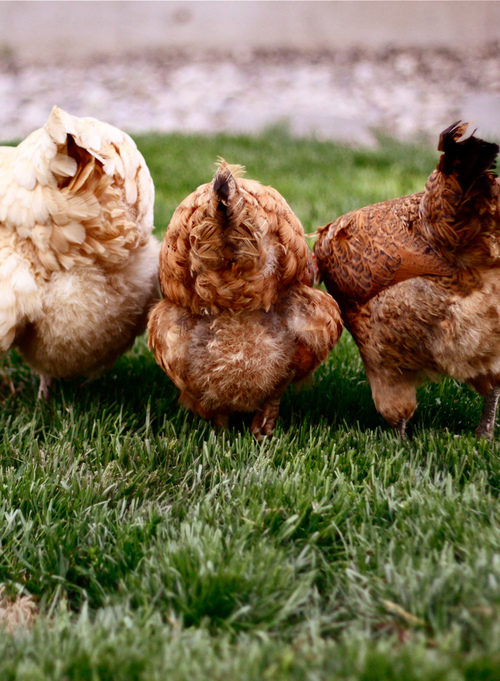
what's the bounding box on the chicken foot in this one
[476,386,500,440]
[395,417,408,441]
[250,396,282,441]
[37,375,52,402]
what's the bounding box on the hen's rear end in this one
[148,161,342,438]
[0,106,160,397]
[315,123,500,439]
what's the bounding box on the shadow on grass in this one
[0,329,493,451]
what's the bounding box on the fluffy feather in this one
[0,106,160,396]
[149,160,342,438]
[315,122,500,439]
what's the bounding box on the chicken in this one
[0,106,160,398]
[148,160,342,439]
[314,122,500,439]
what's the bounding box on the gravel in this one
[1,45,500,146]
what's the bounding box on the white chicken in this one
[0,106,160,397]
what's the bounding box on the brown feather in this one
[315,122,500,438]
[149,159,342,438]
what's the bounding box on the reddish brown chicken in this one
[315,122,500,439]
[148,160,342,439]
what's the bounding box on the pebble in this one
[0,46,499,146]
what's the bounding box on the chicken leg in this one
[250,395,282,441]
[476,386,500,440]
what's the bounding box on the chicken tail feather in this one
[213,158,246,206]
[420,122,500,257]
[213,165,232,204]
[438,121,499,187]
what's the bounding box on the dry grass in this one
[0,588,38,631]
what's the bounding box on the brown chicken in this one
[0,106,160,398]
[148,160,342,439]
[315,122,500,439]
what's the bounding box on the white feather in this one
[125,177,138,206]
[11,267,38,293]
[30,185,50,224]
[50,154,78,178]
[61,222,86,244]
[30,224,53,252]
[13,157,37,191]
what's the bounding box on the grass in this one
[1,130,500,679]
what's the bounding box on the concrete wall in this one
[0,1,499,60]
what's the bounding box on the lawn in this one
[2,130,500,680]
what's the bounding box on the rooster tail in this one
[438,121,499,188]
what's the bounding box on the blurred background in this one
[0,0,499,145]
